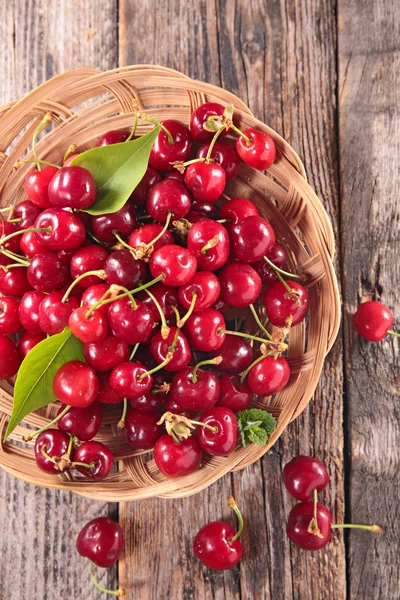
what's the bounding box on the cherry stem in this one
[230,123,252,145]
[117,398,128,429]
[274,269,296,295]
[112,231,135,252]
[16,158,60,170]
[71,460,96,469]
[177,292,197,328]
[0,207,14,213]
[63,143,77,163]
[249,304,272,340]
[201,235,219,255]
[205,127,225,162]
[0,226,51,247]
[218,328,281,347]
[313,488,318,521]
[388,329,400,338]
[23,405,71,441]
[145,211,173,249]
[144,289,169,336]
[66,434,75,461]
[171,304,181,323]
[89,562,125,597]
[139,112,173,144]
[41,446,58,465]
[191,356,222,384]
[137,353,174,381]
[129,343,140,361]
[227,496,244,543]
[1,263,29,271]
[62,270,106,303]
[126,107,138,142]
[331,524,382,534]
[239,353,268,383]
[0,248,30,266]
[32,113,52,171]
[114,285,137,310]
[216,219,231,224]
[190,419,218,434]
[8,218,22,224]
[86,274,165,315]
[171,430,180,444]
[263,255,300,279]
[85,289,114,319]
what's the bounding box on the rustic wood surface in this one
[0,1,398,599]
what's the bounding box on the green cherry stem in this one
[117,398,128,429]
[62,270,107,303]
[139,112,173,144]
[331,524,382,533]
[227,496,244,544]
[217,328,285,348]
[191,356,222,384]
[307,489,324,538]
[63,143,77,163]
[89,562,125,597]
[1,263,28,271]
[15,158,61,170]
[146,211,173,248]
[8,218,22,224]
[112,231,135,252]
[170,304,181,323]
[32,113,52,171]
[23,405,71,442]
[189,419,218,434]
[126,108,138,142]
[0,248,30,265]
[205,127,225,162]
[129,343,140,361]
[273,267,296,295]
[229,123,252,145]
[388,330,400,338]
[66,434,75,461]
[263,255,300,279]
[0,226,51,247]
[137,353,174,381]
[71,460,96,469]
[177,291,197,328]
[249,304,272,340]
[201,235,220,255]
[113,285,137,309]
[144,289,169,338]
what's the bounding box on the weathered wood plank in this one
[0,2,119,598]
[338,1,400,599]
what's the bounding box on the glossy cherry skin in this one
[123,409,162,449]
[236,128,276,170]
[190,102,227,142]
[211,335,253,374]
[263,281,309,326]
[13,200,42,229]
[247,356,290,396]
[150,327,191,372]
[18,291,46,333]
[196,141,240,179]
[72,441,113,480]
[0,297,21,334]
[34,429,70,474]
[81,283,111,317]
[184,162,226,203]
[253,243,287,285]
[104,249,147,289]
[96,129,130,146]
[171,366,220,411]
[352,301,394,341]
[130,166,162,205]
[184,308,226,352]
[129,389,165,413]
[149,120,192,171]
[150,245,197,286]
[137,282,179,321]
[97,372,123,404]
[164,397,196,418]
[220,262,262,308]
[0,221,20,254]
[230,216,276,263]
[76,517,124,568]
[283,456,330,501]
[91,201,138,244]
[35,208,86,251]
[53,360,99,408]
[212,298,230,314]
[197,407,238,456]
[178,271,220,312]
[27,252,68,292]
[70,245,108,288]
[154,434,202,478]
[69,306,109,344]
[24,166,59,208]
[20,230,48,258]
[83,333,130,372]
[0,335,20,379]
[0,268,32,298]
[286,501,332,551]
[48,166,96,209]
[191,200,219,219]
[128,223,174,254]
[109,362,153,399]
[220,197,259,225]
[57,402,103,441]
[187,220,230,271]
[17,331,46,359]
[217,374,253,412]
[38,291,79,335]
[147,178,191,221]
[193,521,243,570]
[108,297,154,344]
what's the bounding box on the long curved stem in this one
[205,127,225,161]
[117,398,128,429]
[23,405,71,441]
[388,329,400,338]
[263,255,300,279]
[0,227,51,247]
[32,113,52,171]
[177,292,197,328]
[62,270,106,303]
[144,289,169,336]
[146,211,173,248]
[249,304,272,340]
[331,524,382,533]
[227,496,244,543]
[89,562,125,597]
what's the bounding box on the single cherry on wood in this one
[352,300,397,342]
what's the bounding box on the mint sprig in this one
[237,408,277,447]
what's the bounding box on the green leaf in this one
[70,126,161,215]
[237,408,277,447]
[4,327,85,439]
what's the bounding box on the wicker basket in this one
[0,65,340,501]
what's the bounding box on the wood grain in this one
[338,1,400,598]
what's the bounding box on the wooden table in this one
[0,1,398,598]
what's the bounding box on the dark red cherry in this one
[34,429,70,474]
[109,362,153,399]
[91,201,137,244]
[83,333,130,372]
[69,306,109,344]
[128,223,174,255]
[149,120,192,171]
[0,296,21,334]
[108,297,154,344]
[286,501,332,551]
[263,281,309,326]
[57,402,103,441]
[190,102,227,142]
[35,208,86,251]
[353,301,395,342]
[197,407,238,456]
[187,210,209,223]
[178,271,220,312]
[96,372,123,404]
[104,249,147,289]
[76,517,124,568]
[187,220,229,271]
[123,409,162,449]
[53,360,99,408]
[184,161,226,203]
[220,197,259,226]
[253,243,287,285]
[147,179,191,221]
[154,434,202,478]
[236,128,276,170]
[24,166,59,208]
[170,366,220,411]
[196,141,240,179]
[217,374,253,412]
[164,397,196,418]
[283,456,330,501]
[210,335,253,374]
[191,201,219,220]
[70,246,108,288]
[17,331,46,359]
[219,262,262,308]
[150,327,191,372]
[0,221,20,254]
[81,283,111,317]
[130,166,162,205]
[0,335,20,379]
[247,356,290,396]
[27,252,68,292]
[150,245,197,286]
[212,298,230,314]
[137,282,179,321]
[20,231,48,257]
[18,290,46,333]
[129,390,165,413]
[230,216,276,263]
[13,200,42,230]
[38,291,79,335]
[48,166,96,209]
[184,308,226,352]
[96,129,130,146]
[165,171,185,182]
[193,518,243,570]
[0,267,32,298]
[72,441,113,480]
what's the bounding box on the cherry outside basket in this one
[0,65,340,501]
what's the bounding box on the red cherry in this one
[191,201,219,220]
[35,208,86,250]
[217,374,253,412]
[20,230,48,257]
[34,429,70,474]
[123,409,162,449]
[165,171,185,182]
[96,129,130,146]
[219,262,262,308]
[137,282,179,321]
[13,201,42,230]
[247,356,290,396]
[210,335,253,374]
[72,441,113,480]
[154,434,202,477]
[0,221,21,254]
[0,267,32,298]
[70,246,108,288]
[164,397,196,418]
[178,271,220,312]
[150,245,197,286]
[149,120,192,171]
[128,223,174,255]
[170,366,220,411]
[129,389,165,413]
[81,283,111,317]
[83,333,130,372]
[27,251,68,292]
[353,301,395,341]
[96,372,123,404]
[0,335,20,379]
[286,501,332,551]
[38,291,79,335]
[220,197,259,226]
[57,402,103,441]
[104,249,148,289]
[236,128,276,170]
[91,201,137,244]
[108,297,154,344]
[18,290,46,333]
[184,161,226,203]
[212,298,230,314]
[283,456,330,501]
[184,308,226,352]
[76,517,124,568]
[197,407,238,456]
[109,362,153,399]
[130,166,162,205]
[150,327,191,372]
[0,296,21,334]
[229,216,276,263]
[69,306,109,344]
[48,166,96,209]
[253,243,287,285]
[24,166,59,208]
[17,331,46,359]
[147,178,191,221]
[263,281,309,326]
[187,220,230,271]
[196,141,240,179]
[190,102,227,142]
[53,360,99,407]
